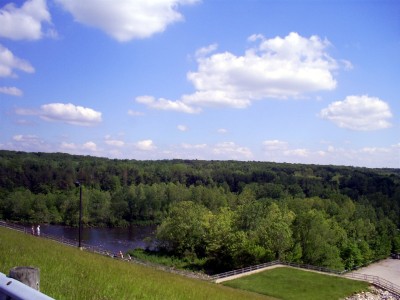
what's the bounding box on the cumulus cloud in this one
[138,32,345,113]
[40,103,102,126]
[283,148,309,157]
[177,124,188,131]
[127,109,144,116]
[0,0,52,40]
[319,95,393,131]
[0,86,23,96]
[213,142,252,159]
[83,141,97,151]
[105,138,125,147]
[263,140,288,151]
[135,139,156,151]
[10,134,48,151]
[55,0,198,42]
[60,142,77,150]
[181,143,207,149]
[263,140,310,160]
[217,128,228,134]
[136,95,201,113]
[0,44,35,78]
[261,139,400,167]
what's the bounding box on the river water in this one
[36,224,157,254]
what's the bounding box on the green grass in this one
[0,227,271,300]
[223,267,369,300]
[128,248,207,272]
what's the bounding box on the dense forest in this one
[0,150,399,271]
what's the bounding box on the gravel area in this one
[351,258,400,286]
[345,286,397,300]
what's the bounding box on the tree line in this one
[0,150,399,271]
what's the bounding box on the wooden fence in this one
[343,272,400,298]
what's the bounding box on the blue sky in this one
[0,0,399,168]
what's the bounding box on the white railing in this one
[0,273,54,300]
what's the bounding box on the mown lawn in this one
[0,227,271,300]
[223,267,369,300]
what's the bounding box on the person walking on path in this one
[31,226,35,235]
[36,225,40,236]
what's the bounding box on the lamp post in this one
[75,181,82,248]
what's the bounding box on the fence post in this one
[9,266,40,291]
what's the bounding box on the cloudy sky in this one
[0,0,399,168]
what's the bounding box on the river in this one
[36,224,157,254]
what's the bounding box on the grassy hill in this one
[0,227,271,300]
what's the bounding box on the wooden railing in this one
[210,260,342,281]
[343,272,400,298]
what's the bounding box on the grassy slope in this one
[0,227,271,300]
[223,267,369,300]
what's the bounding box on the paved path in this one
[350,258,400,286]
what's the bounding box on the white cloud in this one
[138,32,344,113]
[0,44,35,78]
[0,86,23,96]
[40,103,102,126]
[105,139,125,147]
[11,134,48,151]
[262,140,400,168]
[55,0,198,42]
[60,142,77,150]
[263,140,288,151]
[136,95,201,114]
[128,109,144,116]
[15,107,38,115]
[135,139,156,151]
[213,141,252,159]
[195,43,218,58]
[319,95,393,131]
[0,0,52,40]
[83,141,97,151]
[181,143,207,149]
[177,124,188,131]
[217,128,228,134]
[283,148,309,157]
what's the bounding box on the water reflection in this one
[38,224,156,254]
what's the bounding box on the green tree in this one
[87,189,111,225]
[256,203,295,260]
[156,201,211,258]
[295,209,345,270]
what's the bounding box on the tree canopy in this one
[0,150,399,271]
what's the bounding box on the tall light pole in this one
[75,181,82,248]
